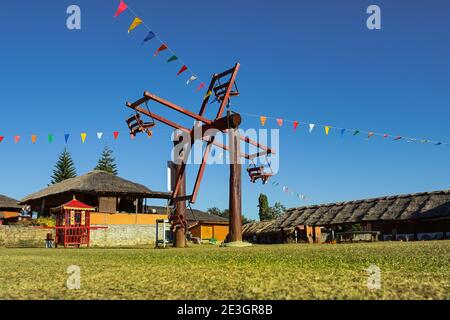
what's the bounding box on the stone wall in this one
[0,224,171,248]
[0,226,53,248]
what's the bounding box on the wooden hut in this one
[243,189,450,243]
[0,195,21,224]
[20,170,170,215]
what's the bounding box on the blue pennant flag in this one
[340,128,346,138]
[64,134,70,143]
[142,31,156,44]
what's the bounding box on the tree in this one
[258,193,271,221]
[50,148,77,184]
[95,145,118,175]
[268,202,286,220]
[206,207,253,224]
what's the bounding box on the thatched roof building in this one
[243,189,450,243]
[21,170,171,214]
[0,195,21,211]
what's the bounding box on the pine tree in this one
[95,145,118,175]
[258,193,271,221]
[50,148,77,184]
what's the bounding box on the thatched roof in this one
[0,194,21,210]
[244,189,450,235]
[21,170,171,203]
[277,189,450,229]
[145,205,228,224]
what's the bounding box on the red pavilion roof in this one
[61,199,96,211]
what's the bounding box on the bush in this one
[32,217,56,227]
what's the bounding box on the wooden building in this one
[243,189,450,243]
[145,205,229,241]
[0,195,21,224]
[20,170,171,215]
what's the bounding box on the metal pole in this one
[228,115,243,242]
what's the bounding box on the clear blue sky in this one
[0,0,449,220]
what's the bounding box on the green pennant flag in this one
[48,134,54,143]
[353,130,360,136]
[166,55,178,63]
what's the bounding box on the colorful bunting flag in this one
[64,134,70,143]
[0,136,3,143]
[176,65,188,76]
[196,82,205,92]
[81,132,87,143]
[353,130,360,136]
[340,128,346,138]
[142,31,156,43]
[186,75,197,85]
[325,126,331,136]
[276,119,283,127]
[31,135,37,144]
[14,136,20,144]
[113,131,119,140]
[128,17,143,34]
[293,121,299,130]
[394,136,402,141]
[154,44,168,57]
[383,134,389,138]
[435,142,442,145]
[260,116,267,126]
[48,134,54,143]
[113,0,128,18]
[166,55,178,63]
[97,132,103,140]
[203,91,212,101]
[309,124,315,133]
[368,132,375,139]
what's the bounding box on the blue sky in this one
[0,0,449,220]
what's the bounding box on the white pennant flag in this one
[97,132,103,140]
[309,124,315,133]
[186,75,197,85]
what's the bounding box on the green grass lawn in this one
[0,241,448,300]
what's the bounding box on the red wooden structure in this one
[52,198,94,248]
[125,63,275,247]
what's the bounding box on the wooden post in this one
[173,131,187,248]
[228,123,243,242]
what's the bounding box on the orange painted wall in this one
[211,225,229,241]
[90,213,168,225]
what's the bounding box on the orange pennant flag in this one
[276,118,283,127]
[260,116,267,126]
[31,135,37,144]
[81,132,87,143]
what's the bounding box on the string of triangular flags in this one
[270,180,309,202]
[241,112,450,147]
[113,0,205,92]
[0,131,141,145]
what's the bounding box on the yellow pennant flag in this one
[128,17,143,33]
[81,132,87,143]
[260,116,267,126]
[203,90,212,100]
[325,126,331,135]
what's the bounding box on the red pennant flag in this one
[113,131,119,140]
[0,136,4,143]
[14,135,20,144]
[276,118,283,127]
[154,44,168,57]
[196,82,205,92]
[293,121,299,130]
[113,0,128,18]
[176,65,188,76]
[383,134,389,138]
